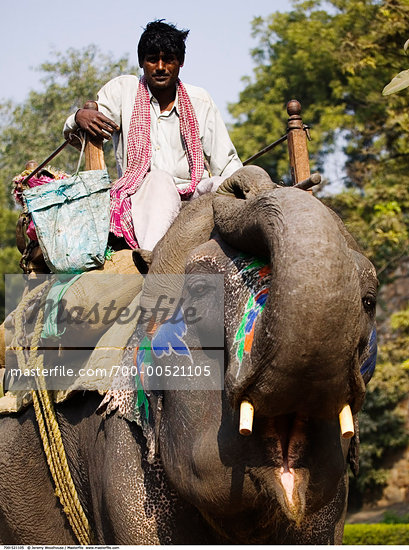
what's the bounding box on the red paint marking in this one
[255,287,269,299]
[259,265,271,278]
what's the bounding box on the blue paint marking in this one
[245,309,259,333]
[151,312,191,358]
[360,327,377,382]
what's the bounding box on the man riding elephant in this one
[64,20,242,251]
[0,19,242,411]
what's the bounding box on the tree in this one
[349,305,409,508]
[229,0,409,189]
[228,0,409,506]
[383,38,409,95]
[229,0,409,280]
[0,45,139,209]
[0,46,138,322]
[0,208,21,321]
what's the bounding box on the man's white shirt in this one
[64,75,242,190]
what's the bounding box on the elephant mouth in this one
[262,413,308,469]
[253,413,311,523]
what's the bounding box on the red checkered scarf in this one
[109,76,204,248]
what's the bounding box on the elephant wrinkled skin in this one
[0,167,377,544]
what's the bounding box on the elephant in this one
[0,166,377,544]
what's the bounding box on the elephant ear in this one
[99,390,160,463]
[360,327,377,385]
[348,416,360,476]
[348,328,377,476]
[96,329,160,463]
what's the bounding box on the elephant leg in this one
[100,414,221,544]
[100,414,176,544]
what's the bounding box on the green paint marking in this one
[233,258,270,366]
[135,335,152,422]
[242,258,266,271]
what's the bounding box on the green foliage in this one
[0,208,20,247]
[383,68,409,95]
[0,242,21,321]
[343,523,409,544]
[390,306,409,332]
[382,510,409,523]
[383,39,409,95]
[0,204,21,322]
[324,172,409,283]
[0,45,138,209]
[348,302,409,506]
[229,0,409,189]
[0,46,138,322]
[349,367,408,504]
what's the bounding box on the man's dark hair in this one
[137,20,189,67]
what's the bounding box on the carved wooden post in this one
[83,101,105,171]
[25,160,38,172]
[287,99,311,185]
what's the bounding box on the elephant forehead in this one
[186,242,271,295]
[185,239,229,271]
[350,250,378,291]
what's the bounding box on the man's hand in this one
[74,109,120,140]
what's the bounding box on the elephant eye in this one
[188,279,211,298]
[362,295,376,313]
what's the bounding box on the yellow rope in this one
[13,279,93,544]
[34,369,93,544]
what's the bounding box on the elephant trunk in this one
[213,187,365,421]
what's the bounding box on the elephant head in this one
[0,167,378,546]
[130,166,377,544]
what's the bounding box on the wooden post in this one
[83,101,105,171]
[25,160,38,172]
[287,99,311,185]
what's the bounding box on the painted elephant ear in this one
[348,328,377,476]
[151,313,191,359]
[96,327,159,462]
[360,327,377,385]
[348,418,361,477]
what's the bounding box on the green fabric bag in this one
[23,140,111,273]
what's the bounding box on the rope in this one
[12,279,50,367]
[13,279,93,544]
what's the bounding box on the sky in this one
[1,0,346,188]
[2,0,292,121]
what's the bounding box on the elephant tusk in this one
[339,404,354,439]
[239,399,254,436]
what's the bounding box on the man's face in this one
[142,51,182,93]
